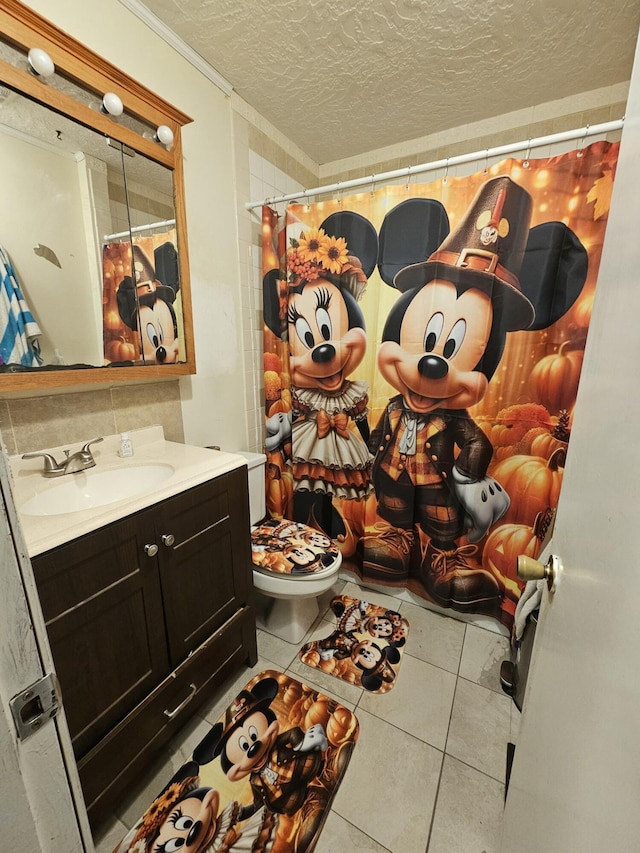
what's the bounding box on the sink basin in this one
[20,464,175,517]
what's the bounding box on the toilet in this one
[236,451,342,644]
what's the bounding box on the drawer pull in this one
[161,533,175,547]
[144,543,158,557]
[164,682,197,719]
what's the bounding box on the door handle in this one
[144,543,158,557]
[161,533,175,547]
[517,554,560,592]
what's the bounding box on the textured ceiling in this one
[139,0,639,164]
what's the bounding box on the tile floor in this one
[93,579,520,853]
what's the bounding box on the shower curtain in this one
[262,141,618,629]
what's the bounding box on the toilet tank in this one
[235,451,266,525]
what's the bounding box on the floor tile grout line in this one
[402,647,466,679]
[350,703,449,755]
[324,809,394,852]
[442,671,511,786]
[454,670,515,698]
[441,751,508,787]
[457,622,467,676]
[424,747,447,853]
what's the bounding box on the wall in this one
[0,132,101,365]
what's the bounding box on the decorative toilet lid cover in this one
[250,519,340,575]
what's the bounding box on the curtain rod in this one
[245,119,623,211]
[104,218,176,242]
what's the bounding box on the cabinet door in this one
[156,467,253,667]
[32,516,170,760]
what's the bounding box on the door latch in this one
[10,673,60,740]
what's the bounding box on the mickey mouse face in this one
[367,617,393,638]
[352,640,382,670]
[152,788,220,853]
[223,711,279,783]
[285,545,319,567]
[138,299,179,364]
[378,280,492,414]
[301,530,332,549]
[287,279,366,391]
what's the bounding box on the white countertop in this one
[9,426,246,557]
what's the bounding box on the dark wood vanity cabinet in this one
[31,465,257,828]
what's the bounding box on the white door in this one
[0,440,91,851]
[501,26,640,853]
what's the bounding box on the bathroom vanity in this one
[12,428,257,828]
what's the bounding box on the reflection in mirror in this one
[0,84,180,372]
[103,150,184,366]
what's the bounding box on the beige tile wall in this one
[0,379,184,456]
[320,84,628,185]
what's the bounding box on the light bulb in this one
[155,124,174,147]
[28,48,55,78]
[102,92,124,117]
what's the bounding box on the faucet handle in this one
[21,451,64,476]
[81,437,104,455]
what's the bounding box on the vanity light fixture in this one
[155,124,174,148]
[27,47,55,78]
[101,92,124,117]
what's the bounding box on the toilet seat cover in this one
[250,519,340,576]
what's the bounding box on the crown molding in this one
[117,0,233,97]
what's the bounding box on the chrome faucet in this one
[22,437,104,477]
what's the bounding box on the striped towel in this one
[0,246,42,367]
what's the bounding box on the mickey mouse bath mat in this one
[113,669,359,853]
[299,595,410,693]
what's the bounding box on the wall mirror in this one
[0,0,196,393]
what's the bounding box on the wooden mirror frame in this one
[0,0,196,393]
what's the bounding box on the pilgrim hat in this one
[116,244,177,329]
[393,176,535,331]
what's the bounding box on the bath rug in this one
[251,518,340,575]
[112,669,359,853]
[299,595,410,693]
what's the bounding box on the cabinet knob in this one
[162,533,175,547]
[144,543,158,557]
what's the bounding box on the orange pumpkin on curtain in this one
[491,448,565,527]
[529,342,584,414]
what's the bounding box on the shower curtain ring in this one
[483,148,489,175]
[370,174,376,198]
[522,139,531,169]
[577,124,590,158]
[442,158,449,185]
[405,165,412,191]
[337,180,342,206]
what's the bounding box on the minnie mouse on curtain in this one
[262,141,618,630]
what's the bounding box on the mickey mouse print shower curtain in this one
[262,141,618,630]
